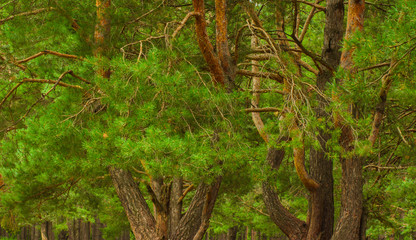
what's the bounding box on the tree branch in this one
[0,7,54,25]
[236,69,283,83]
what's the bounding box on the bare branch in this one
[0,7,54,25]
[244,107,281,113]
[171,12,201,40]
[17,50,83,64]
[237,69,283,83]
[22,79,83,89]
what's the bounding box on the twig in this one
[177,184,194,204]
[358,62,390,72]
[246,89,286,95]
[396,127,409,146]
[22,79,83,89]
[17,50,83,64]
[244,107,281,113]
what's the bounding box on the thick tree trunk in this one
[192,0,225,85]
[307,0,344,239]
[262,146,308,240]
[215,0,235,89]
[172,177,222,240]
[227,226,238,240]
[80,220,90,240]
[150,178,169,239]
[168,177,183,239]
[109,167,160,240]
[332,1,365,239]
[91,218,104,240]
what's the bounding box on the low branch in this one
[298,0,326,11]
[177,184,194,204]
[237,69,283,83]
[22,79,83,89]
[0,7,54,25]
[171,12,201,40]
[291,35,334,72]
[244,107,281,113]
[358,62,390,72]
[245,89,286,95]
[17,50,83,64]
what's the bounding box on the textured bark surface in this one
[109,167,160,240]
[172,178,222,240]
[168,177,183,239]
[263,182,308,240]
[215,0,235,89]
[332,1,365,239]
[262,146,307,240]
[306,0,344,239]
[340,0,365,70]
[192,0,225,85]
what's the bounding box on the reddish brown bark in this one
[340,0,365,70]
[332,1,365,239]
[192,0,225,86]
[215,0,235,89]
[307,0,345,239]
[94,0,111,78]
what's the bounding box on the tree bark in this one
[215,0,235,89]
[168,177,183,239]
[262,146,308,240]
[307,0,344,239]
[332,1,365,239]
[172,177,222,240]
[192,0,225,85]
[109,167,160,240]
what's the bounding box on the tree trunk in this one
[91,218,104,240]
[332,1,365,239]
[168,177,183,239]
[80,221,90,240]
[192,0,225,85]
[215,0,235,89]
[307,0,344,239]
[109,167,160,240]
[227,226,238,240]
[262,146,308,240]
[171,177,222,240]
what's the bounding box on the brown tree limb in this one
[250,36,269,143]
[298,0,326,11]
[21,79,83,89]
[245,107,281,113]
[192,0,225,86]
[215,0,236,89]
[0,7,54,25]
[17,50,83,64]
[171,12,201,40]
[177,184,194,204]
[236,69,284,83]
[357,62,390,72]
[291,35,333,72]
